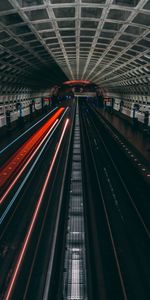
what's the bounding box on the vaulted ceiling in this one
[0,0,150,94]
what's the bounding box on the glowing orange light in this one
[63,80,91,85]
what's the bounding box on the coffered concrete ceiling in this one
[0,0,149,94]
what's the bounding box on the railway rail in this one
[0,98,149,300]
[79,100,150,300]
[0,104,74,299]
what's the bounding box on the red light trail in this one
[4,118,69,300]
[0,108,64,203]
[0,119,58,205]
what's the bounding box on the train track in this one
[1,99,150,300]
[45,100,88,300]
[79,100,150,300]
[0,105,74,299]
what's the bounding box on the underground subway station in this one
[0,1,150,299]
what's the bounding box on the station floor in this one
[97,108,150,164]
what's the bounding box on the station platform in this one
[97,108,150,164]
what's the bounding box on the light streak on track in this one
[0,108,64,204]
[0,120,58,205]
[0,107,58,154]
[4,118,69,300]
[0,108,69,225]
